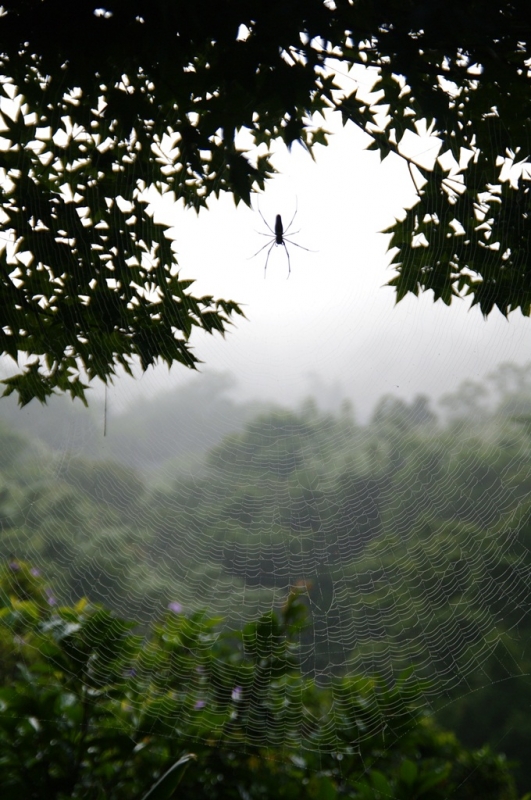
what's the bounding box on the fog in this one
[103,109,531,422]
[4,105,531,427]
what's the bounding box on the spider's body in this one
[250,204,313,277]
[274,214,283,244]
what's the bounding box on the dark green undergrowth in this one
[0,561,524,800]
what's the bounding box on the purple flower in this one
[45,587,57,606]
[167,601,183,614]
[8,562,20,571]
[231,686,243,701]
[30,568,41,577]
[194,700,206,710]
[124,668,137,678]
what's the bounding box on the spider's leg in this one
[282,241,291,278]
[264,242,275,278]
[283,237,316,253]
[249,238,274,259]
[283,198,298,235]
[258,207,275,235]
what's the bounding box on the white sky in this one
[4,67,531,422]
[110,99,531,422]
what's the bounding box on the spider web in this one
[1,62,531,782]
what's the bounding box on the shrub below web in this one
[0,561,522,800]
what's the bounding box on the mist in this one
[103,111,531,422]
[3,107,531,435]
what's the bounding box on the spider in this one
[250,202,313,277]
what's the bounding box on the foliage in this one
[1,3,531,402]
[99,372,273,474]
[3,366,531,786]
[0,370,273,472]
[0,561,522,799]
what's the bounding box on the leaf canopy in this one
[1,1,531,402]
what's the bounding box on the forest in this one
[3,1,531,796]
[2,362,531,794]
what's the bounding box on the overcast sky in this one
[99,89,531,422]
[4,66,531,423]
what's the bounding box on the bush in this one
[0,561,521,800]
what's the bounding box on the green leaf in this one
[399,758,417,786]
[308,775,337,800]
[416,764,452,794]
[140,754,196,800]
[371,770,392,797]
